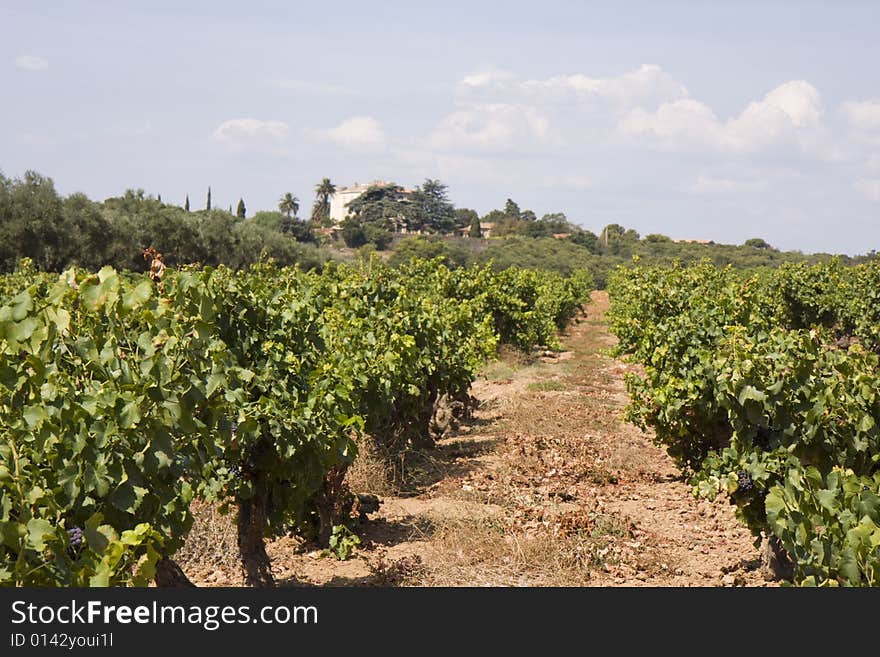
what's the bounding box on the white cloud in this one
[520,64,689,108]
[427,103,551,151]
[619,99,720,146]
[751,81,821,129]
[437,66,824,159]
[725,81,821,147]
[15,55,48,71]
[854,178,880,202]
[842,100,880,131]
[438,66,825,159]
[319,116,386,148]
[269,78,353,96]
[428,64,693,153]
[414,66,839,197]
[619,80,822,152]
[457,64,689,110]
[211,118,290,143]
[460,67,517,89]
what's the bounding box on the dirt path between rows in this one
[181,291,770,587]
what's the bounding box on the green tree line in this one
[0,171,328,274]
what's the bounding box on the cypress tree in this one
[185,195,190,212]
[468,215,482,238]
[157,193,162,203]
[206,186,212,211]
[236,198,246,219]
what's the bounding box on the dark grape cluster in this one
[229,461,253,482]
[736,470,754,493]
[66,527,84,558]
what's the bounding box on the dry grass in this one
[175,499,242,583]
[414,509,636,586]
[480,361,517,381]
[348,430,502,500]
[367,555,428,586]
[527,379,567,392]
[496,344,536,368]
[479,344,539,382]
[345,436,398,497]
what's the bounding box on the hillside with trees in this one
[0,169,874,281]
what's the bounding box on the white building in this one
[328,180,412,225]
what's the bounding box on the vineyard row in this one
[608,258,880,586]
[0,257,593,586]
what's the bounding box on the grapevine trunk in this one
[236,486,275,587]
[154,557,196,588]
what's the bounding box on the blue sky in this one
[2,1,879,254]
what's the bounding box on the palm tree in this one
[310,178,336,226]
[278,193,299,219]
